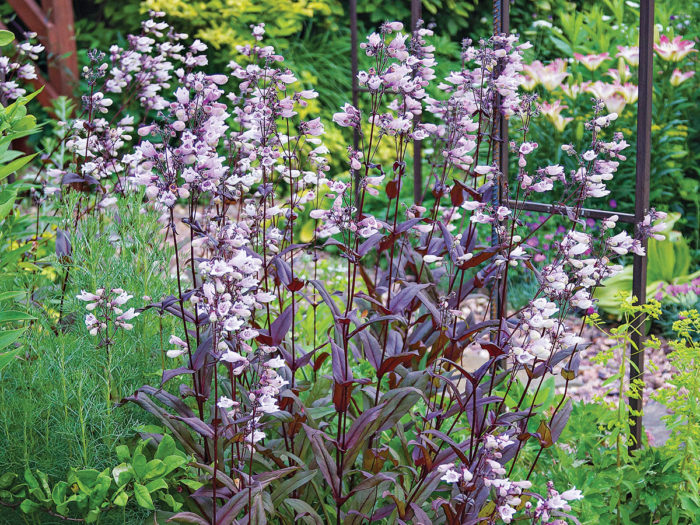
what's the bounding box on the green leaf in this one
[0,472,17,489]
[23,469,39,492]
[0,311,36,323]
[73,469,100,492]
[0,291,25,302]
[133,483,154,510]
[0,30,14,47]
[161,455,186,476]
[0,153,37,182]
[115,445,130,463]
[0,188,18,222]
[155,434,178,460]
[132,452,147,480]
[112,489,128,507]
[144,459,166,480]
[0,343,22,371]
[158,491,182,511]
[145,478,168,493]
[52,481,68,506]
[19,499,41,514]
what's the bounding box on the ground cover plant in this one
[0,3,698,525]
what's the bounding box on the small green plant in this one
[653,309,700,471]
[526,301,700,525]
[0,434,200,523]
[0,74,42,371]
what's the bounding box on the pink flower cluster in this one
[0,31,44,105]
[77,288,139,335]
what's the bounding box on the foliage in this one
[653,309,700,450]
[0,435,198,523]
[527,305,700,525]
[42,13,662,524]
[514,0,699,253]
[595,213,700,315]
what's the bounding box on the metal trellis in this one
[349,0,653,449]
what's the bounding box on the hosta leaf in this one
[0,30,14,46]
[133,483,154,510]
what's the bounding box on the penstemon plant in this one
[14,11,666,525]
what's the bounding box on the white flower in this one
[217,396,235,409]
[265,357,286,368]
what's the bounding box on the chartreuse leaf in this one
[133,482,154,510]
[115,445,130,463]
[155,434,178,460]
[112,488,128,507]
[0,30,14,46]
[0,188,18,222]
[0,153,37,182]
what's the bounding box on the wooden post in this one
[6,0,78,99]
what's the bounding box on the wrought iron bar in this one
[506,200,636,224]
[411,0,423,204]
[349,0,360,204]
[491,0,509,328]
[629,0,654,451]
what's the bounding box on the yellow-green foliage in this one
[653,309,700,455]
[143,0,344,51]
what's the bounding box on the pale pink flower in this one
[539,100,573,132]
[670,69,695,86]
[654,35,697,62]
[573,52,610,71]
[522,59,569,91]
[616,45,639,66]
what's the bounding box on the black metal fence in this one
[348,0,653,448]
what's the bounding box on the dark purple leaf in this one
[389,283,430,314]
[409,503,432,524]
[358,233,383,257]
[161,367,194,386]
[301,424,339,499]
[330,340,350,384]
[173,416,215,439]
[378,352,417,377]
[550,399,573,444]
[55,229,72,262]
[270,306,293,346]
